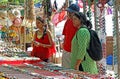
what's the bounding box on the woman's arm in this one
[74,28,90,70]
[75,59,82,70]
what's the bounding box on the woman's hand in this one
[75,59,82,70]
[74,64,79,70]
[33,41,46,47]
[33,41,40,47]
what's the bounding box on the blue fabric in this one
[106,55,117,65]
[106,55,113,65]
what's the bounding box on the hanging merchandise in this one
[78,0,83,8]
[53,0,58,12]
[9,9,22,27]
[116,0,120,6]
[91,4,94,12]
[106,6,112,15]
[52,10,66,26]
[107,0,113,6]
[42,0,56,36]
[24,0,35,23]
[97,0,109,13]
[112,0,120,78]
[87,0,92,21]
[0,10,7,19]
[42,0,52,19]
[94,0,107,75]
[0,25,3,30]
[13,17,22,27]
[12,9,21,18]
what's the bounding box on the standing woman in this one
[31,16,56,62]
[70,12,98,74]
[62,4,80,68]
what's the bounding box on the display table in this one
[0,40,41,65]
[0,62,109,79]
[0,41,115,79]
[0,63,71,79]
[0,65,70,79]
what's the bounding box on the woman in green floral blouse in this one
[70,12,98,74]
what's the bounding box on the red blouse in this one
[62,19,78,52]
[31,32,56,60]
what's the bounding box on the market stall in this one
[0,0,119,79]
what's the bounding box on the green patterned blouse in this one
[70,27,98,74]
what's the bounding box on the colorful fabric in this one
[70,27,98,74]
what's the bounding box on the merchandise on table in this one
[0,71,9,79]
[0,41,25,56]
[0,62,116,79]
[0,64,70,79]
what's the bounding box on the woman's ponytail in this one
[85,20,92,29]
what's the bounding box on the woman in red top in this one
[31,16,56,62]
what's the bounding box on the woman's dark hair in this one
[42,25,47,39]
[36,16,47,39]
[36,16,45,23]
[86,20,92,29]
[74,12,92,29]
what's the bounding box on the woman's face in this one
[36,19,44,29]
[67,12,74,19]
[72,15,81,28]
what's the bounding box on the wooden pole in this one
[115,1,120,77]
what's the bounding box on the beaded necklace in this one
[37,31,43,39]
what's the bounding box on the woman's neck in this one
[78,24,84,29]
[38,29,43,32]
[78,25,81,29]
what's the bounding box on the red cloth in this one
[0,60,41,65]
[62,19,78,52]
[31,33,56,60]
